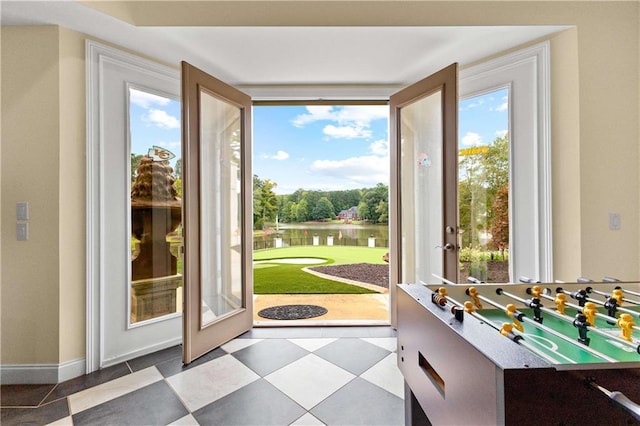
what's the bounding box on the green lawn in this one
[253,245,388,265]
[253,246,388,294]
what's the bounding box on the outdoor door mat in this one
[258,304,328,320]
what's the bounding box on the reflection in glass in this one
[199,90,243,327]
[400,91,443,284]
[458,88,510,283]
[129,88,183,324]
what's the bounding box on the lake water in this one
[254,222,389,249]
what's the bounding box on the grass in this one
[253,246,388,294]
[253,246,388,265]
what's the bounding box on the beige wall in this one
[58,28,87,364]
[1,26,62,364]
[549,28,582,281]
[1,26,86,367]
[1,0,639,374]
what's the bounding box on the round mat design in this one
[258,304,328,320]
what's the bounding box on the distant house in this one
[337,206,359,221]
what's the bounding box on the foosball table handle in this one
[590,381,640,421]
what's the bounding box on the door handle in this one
[435,243,455,251]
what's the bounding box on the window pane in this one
[199,89,243,327]
[129,88,183,324]
[458,88,510,283]
[400,90,443,284]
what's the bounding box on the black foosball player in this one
[526,285,544,324]
[572,289,588,307]
[573,313,591,346]
[604,295,618,324]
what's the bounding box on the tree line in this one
[253,177,388,230]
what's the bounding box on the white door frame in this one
[86,40,182,372]
[459,41,553,282]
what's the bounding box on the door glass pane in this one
[199,89,243,327]
[458,88,510,283]
[129,87,183,325]
[400,90,443,284]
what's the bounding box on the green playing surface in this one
[479,305,640,364]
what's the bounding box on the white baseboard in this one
[1,358,86,384]
[100,337,182,368]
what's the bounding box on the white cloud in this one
[323,125,372,139]
[291,105,335,127]
[144,109,180,129]
[310,154,389,186]
[291,105,387,140]
[271,150,290,160]
[492,96,509,112]
[369,139,389,156]
[495,129,508,138]
[461,132,483,146]
[494,102,508,112]
[130,89,171,108]
[459,99,484,111]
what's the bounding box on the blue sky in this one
[129,88,181,170]
[128,87,508,193]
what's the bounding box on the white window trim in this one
[459,41,552,282]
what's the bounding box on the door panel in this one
[390,64,458,324]
[93,45,182,368]
[182,62,253,364]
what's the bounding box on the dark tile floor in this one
[1,327,404,425]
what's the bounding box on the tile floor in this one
[1,327,404,426]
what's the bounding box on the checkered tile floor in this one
[1,327,404,425]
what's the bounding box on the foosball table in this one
[397,281,640,425]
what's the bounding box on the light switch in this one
[609,213,621,230]
[17,223,29,241]
[16,202,29,220]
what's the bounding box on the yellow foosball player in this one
[554,293,567,315]
[505,304,524,332]
[582,302,598,327]
[612,289,624,306]
[463,301,475,313]
[467,286,483,310]
[617,313,636,342]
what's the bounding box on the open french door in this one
[181,62,253,364]
[389,63,458,325]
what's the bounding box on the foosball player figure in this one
[617,313,636,342]
[466,287,483,310]
[505,304,524,332]
[554,293,567,315]
[463,301,475,313]
[582,302,598,327]
[499,322,521,342]
[611,289,624,306]
[572,289,588,307]
[604,295,619,318]
[573,313,591,346]
[431,287,448,307]
[525,286,544,323]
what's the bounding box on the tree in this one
[359,183,388,223]
[357,201,370,222]
[295,199,309,222]
[311,197,335,220]
[490,184,509,252]
[375,200,388,223]
[253,175,278,229]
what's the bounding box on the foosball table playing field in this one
[397,281,640,425]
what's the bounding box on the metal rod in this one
[475,293,615,363]
[498,288,640,354]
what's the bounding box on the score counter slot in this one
[418,351,445,397]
